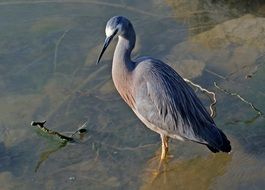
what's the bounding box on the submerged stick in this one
[31,120,88,172]
[53,29,71,72]
[214,82,263,116]
[31,121,74,142]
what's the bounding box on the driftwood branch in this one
[184,78,217,118]
[31,121,74,142]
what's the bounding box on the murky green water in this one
[1,0,265,189]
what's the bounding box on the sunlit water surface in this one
[0,0,265,189]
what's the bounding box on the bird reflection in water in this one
[141,153,231,190]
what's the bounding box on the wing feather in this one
[134,58,230,151]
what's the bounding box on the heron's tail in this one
[206,128,231,153]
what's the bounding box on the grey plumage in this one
[97,16,231,158]
[134,58,230,152]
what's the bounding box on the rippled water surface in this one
[1,0,265,189]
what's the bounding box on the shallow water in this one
[0,0,265,189]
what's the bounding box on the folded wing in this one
[134,59,231,152]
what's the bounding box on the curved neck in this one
[112,30,136,108]
[113,29,136,72]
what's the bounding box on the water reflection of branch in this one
[35,143,66,172]
[214,82,263,121]
[184,78,217,118]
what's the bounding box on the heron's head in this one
[96,16,132,64]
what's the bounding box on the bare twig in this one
[184,78,217,118]
[31,120,74,142]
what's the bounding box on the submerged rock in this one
[192,14,265,51]
[168,14,265,78]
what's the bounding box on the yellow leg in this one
[160,134,169,160]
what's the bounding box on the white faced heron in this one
[97,16,231,160]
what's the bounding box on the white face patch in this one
[105,26,114,37]
[105,24,121,37]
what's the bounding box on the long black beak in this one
[96,30,117,64]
